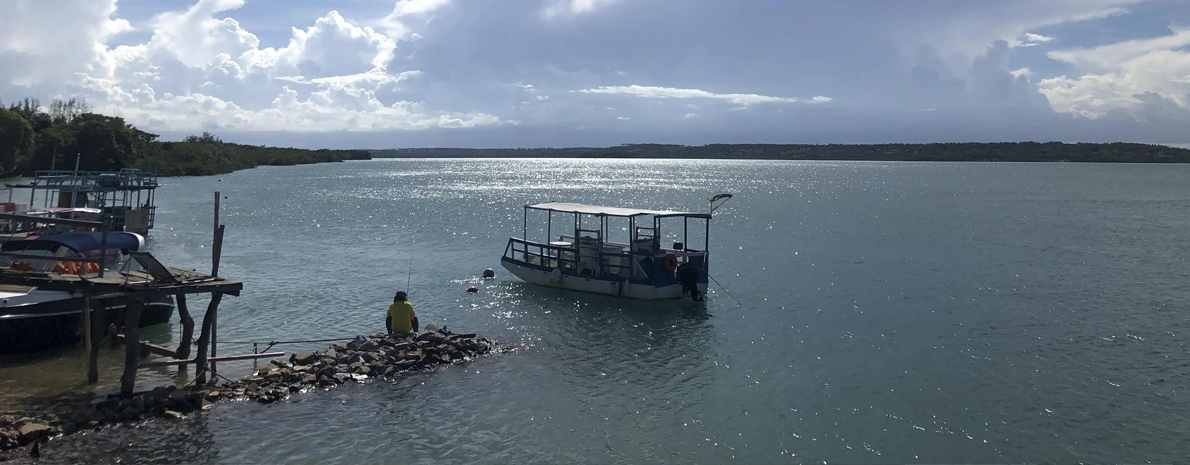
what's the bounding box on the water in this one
[3,159,1189,463]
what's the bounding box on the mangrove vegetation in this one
[372,143,1190,163]
[0,97,369,177]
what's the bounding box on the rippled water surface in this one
[3,159,1190,463]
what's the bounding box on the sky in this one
[0,0,1188,148]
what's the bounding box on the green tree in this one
[65,113,138,171]
[0,107,34,173]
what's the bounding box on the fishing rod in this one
[405,253,414,291]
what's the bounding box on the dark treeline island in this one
[0,97,369,177]
[373,142,1190,163]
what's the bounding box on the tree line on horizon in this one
[0,96,370,177]
[371,142,1190,163]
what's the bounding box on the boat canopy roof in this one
[1,232,143,254]
[527,202,710,219]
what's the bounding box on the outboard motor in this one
[675,263,703,302]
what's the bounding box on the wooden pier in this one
[0,192,267,396]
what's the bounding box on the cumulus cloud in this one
[900,0,1144,54]
[543,0,619,18]
[1015,32,1057,47]
[0,0,502,135]
[0,0,130,86]
[576,85,828,106]
[1039,26,1190,119]
[381,0,452,39]
[2,0,1188,146]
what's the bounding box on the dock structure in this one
[0,196,254,396]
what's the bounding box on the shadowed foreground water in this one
[2,159,1189,463]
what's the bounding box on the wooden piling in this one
[193,292,223,384]
[81,293,92,357]
[120,299,144,396]
[87,300,105,384]
[175,294,193,360]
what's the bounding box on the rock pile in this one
[0,385,206,452]
[207,330,498,404]
[0,329,498,454]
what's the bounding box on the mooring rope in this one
[708,273,743,307]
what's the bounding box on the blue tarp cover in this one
[1,232,143,254]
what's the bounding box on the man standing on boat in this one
[386,290,419,334]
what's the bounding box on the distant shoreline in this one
[369,142,1190,163]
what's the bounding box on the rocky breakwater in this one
[208,330,498,404]
[0,329,498,456]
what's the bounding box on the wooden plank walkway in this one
[0,267,242,296]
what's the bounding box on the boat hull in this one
[502,258,705,300]
[0,295,174,355]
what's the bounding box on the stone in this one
[291,351,317,366]
[332,373,351,383]
[361,352,378,363]
[17,423,52,443]
[392,342,414,351]
[348,362,364,371]
[358,366,371,376]
[204,391,221,402]
[357,340,379,352]
[350,373,368,382]
[119,407,140,422]
[383,366,398,376]
[163,410,184,420]
[325,348,338,359]
[302,374,317,384]
[144,386,174,403]
[292,364,312,372]
[415,331,440,342]
[347,335,368,350]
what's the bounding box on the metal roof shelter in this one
[527,202,711,219]
[8,169,159,235]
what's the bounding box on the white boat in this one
[501,202,714,300]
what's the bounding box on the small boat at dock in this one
[0,232,173,354]
[501,202,713,300]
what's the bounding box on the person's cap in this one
[395,290,408,298]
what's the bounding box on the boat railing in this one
[505,238,578,270]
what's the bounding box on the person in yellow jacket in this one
[386,290,419,334]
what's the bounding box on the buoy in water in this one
[466,286,479,293]
[482,268,495,279]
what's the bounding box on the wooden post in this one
[213,191,221,276]
[119,299,144,396]
[212,224,224,278]
[213,191,220,250]
[87,300,104,383]
[81,293,92,356]
[210,224,224,375]
[193,292,223,384]
[175,294,193,360]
